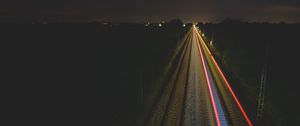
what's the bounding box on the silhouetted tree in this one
[220,18,243,25]
[167,19,184,38]
[167,19,183,27]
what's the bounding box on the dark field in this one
[5,21,300,125]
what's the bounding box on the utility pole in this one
[257,45,269,122]
[139,68,144,105]
[210,31,213,46]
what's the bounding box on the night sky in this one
[1,0,300,22]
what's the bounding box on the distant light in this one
[202,33,205,36]
[161,21,165,24]
[183,24,186,27]
[145,22,150,27]
[210,40,213,46]
[158,23,162,27]
[103,22,108,25]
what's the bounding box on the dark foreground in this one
[4,21,300,125]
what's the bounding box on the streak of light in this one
[194,27,221,126]
[195,27,253,126]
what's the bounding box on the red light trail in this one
[193,27,221,126]
[195,27,253,126]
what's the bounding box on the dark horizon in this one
[1,17,299,24]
